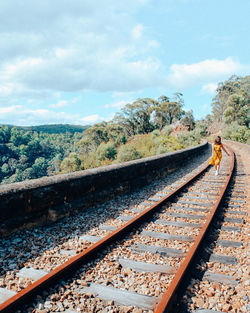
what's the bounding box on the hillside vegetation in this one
[0,74,249,185]
[0,126,85,184]
[4,124,90,134]
[60,94,201,172]
[211,75,250,143]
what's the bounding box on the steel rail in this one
[154,145,235,313]
[0,161,211,313]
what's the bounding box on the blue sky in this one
[0,0,249,126]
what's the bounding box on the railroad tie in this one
[0,288,17,305]
[192,309,223,313]
[131,207,144,213]
[148,196,165,202]
[186,191,218,197]
[227,203,242,208]
[79,283,157,310]
[180,196,215,201]
[226,199,246,203]
[203,271,239,286]
[223,217,244,224]
[169,205,208,212]
[17,267,49,280]
[59,249,76,256]
[226,210,247,216]
[118,258,175,274]
[79,235,102,243]
[138,201,153,207]
[117,215,135,221]
[140,230,194,242]
[99,225,117,231]
[130,243,184,257]
[178,201,212,207]
[165,212,205,219]
[155,219,201,228]
[209,254,238,265]
[221,225,242,232]
[217,240,242,248]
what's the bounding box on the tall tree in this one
[212,75,250,126]
[153,94,184,129]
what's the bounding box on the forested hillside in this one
[1,93,199,184]
[1,75,249,185]
[60,94,203,173]
[5,124,90,134]
[0,126,85,184]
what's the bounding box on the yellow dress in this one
[209,144,222,166]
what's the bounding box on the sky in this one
[0,0,249,126]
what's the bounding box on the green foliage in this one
[0,125,85,184]
[116,145,142,162]
[154,94,184,129]
[162,125,173,136]
[5,124,90,134]
[96,142,117,161]
[60,153,82,173]
[194,120,209,137]
[0,92,203,183]
[209,74,250,144]
[222,122,250,143]
[181,110,195,130]
[212,75,250,127]
[176,130,201,148]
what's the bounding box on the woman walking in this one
[209,136,229,175]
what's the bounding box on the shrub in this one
[176,130,201,148]
[162,125,172,136]
[96,142,117,161]
[116,145,142,163]
[222,123,250,143]
[60,153,82,173]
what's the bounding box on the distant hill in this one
[2,124,90,134]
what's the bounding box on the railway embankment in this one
[0,142,209,236]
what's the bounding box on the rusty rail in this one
[0,161,211,312]
[154,145,235,313]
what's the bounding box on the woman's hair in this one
[214,136,221,144]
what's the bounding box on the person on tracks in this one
[209,136,229,176]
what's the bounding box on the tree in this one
[212,75,250,126]
[181,110,195,130]
[60,153,82,173]
[115,98,156,136]
[0,126,10,144]
[153,94,184,129]
[223,94,249,126]
[96,142,117,161]
[32,157,48,178]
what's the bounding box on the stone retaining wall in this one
[0,142,209,236]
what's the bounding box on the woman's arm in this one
[221,144,229,156]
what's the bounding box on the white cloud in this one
[148,40,160,48]
[49,97,81,108]
[49,100,68,108]
[80,114,100,123]
[112,91,138,98]
[167,57,243,89]
[132,24,144,40]
[0,0,161,108]
[0,105,109,126]
[104,100,129,109]
[201,83,218,94]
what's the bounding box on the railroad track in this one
[0,145,248,313]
